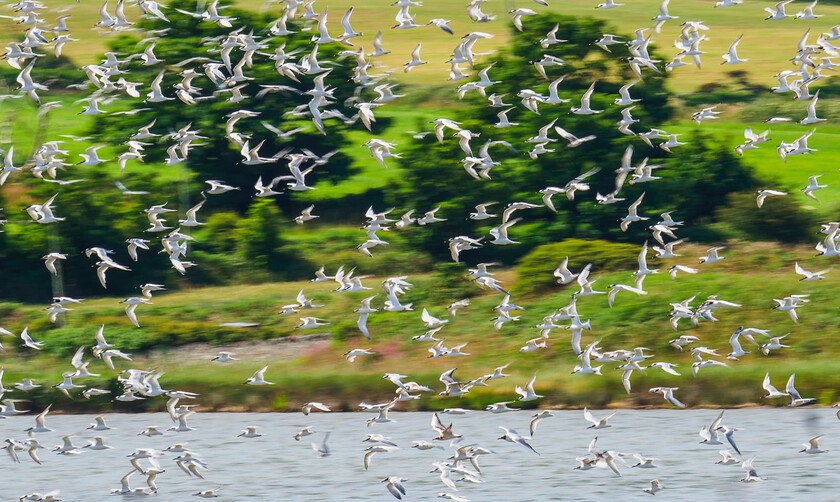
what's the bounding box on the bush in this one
[714,191,818,243]
[0,55,82,89]
[514,239,644,295]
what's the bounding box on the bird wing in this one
[125,303,140,328]
[431,412,445,432]
[583,407,597,425]
[665,389,686,408]
[725,430,741,455]
[71,346,85,369]
[786,373,802,399]
[385,481,403,500]
[357,312,370,339]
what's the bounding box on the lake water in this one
[2,409,838,500]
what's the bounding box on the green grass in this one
[1,0,836,91]
[668,120,840,215]
[2,240,839,411]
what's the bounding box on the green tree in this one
[0,167,178,301]
[235,198,304,280]
[392,14,754,263]
[714,191,817,243]
[91,0,359,216]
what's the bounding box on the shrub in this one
[514,239,644,295]
[714,191,818,243]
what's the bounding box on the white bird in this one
[509,8,537,32]
[428,18,454,35]
[554,125,596,148]
[26,404,53,433]
[404,44,426,73]
[765,0,794,20]
[643,480,663,495]
[583,407,616,429]
[796,0,822,19]
[193,487,222,498]
[19,327,44,350]
[786,373,816,406]
[595,34,623,52]
[382,476,407,500]
[237,426,262,438]
[344,348,375,363]
[211,351,237,363]
[554,256,579,284]
[716,450,740,465]
[722,35,747,64]
[302,402,331,415]
[727,328,750,360]
[607,278,647,307]
[297,317,328,329]
[801,91,826,125]
[245,365,274,385]
[700,247,725,264]
[571,82,603,115]
[498,426,539,455]
[650,386,686,408]
[756,189,787,208]
[421,308,448,329]
[620,192,649,231]
[802,175,827,201]
[669,264,698,280]
[42,253,67,275]
[615,80,641,106]
[773,296,807,324]
[650,362,681,376]
[795,262,829,281]
[800,435,828,454]
[761,334,791,355]
[515,372,543,401]
[715,425,743,455]
[762,372,789,399]
[87,415,112,431]
[312,432,330,457]
[178,199,206,227]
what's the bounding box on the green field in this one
[2,240,839,411]
[1,0,837,91]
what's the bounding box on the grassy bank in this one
[2,240,839,412]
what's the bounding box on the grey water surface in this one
[2,409,838,501]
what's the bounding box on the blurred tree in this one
[714,191,817,243]
[91,0,360,215]
[392,14,754,263]
[0,167,178,301]
[235,198,305,280]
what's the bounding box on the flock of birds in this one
[0,0,839,499]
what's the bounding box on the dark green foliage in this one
[514,238,643,295]
[714,191,819,243]
[395,14,742,264]
[395,18,759,260]
[622,130,758,242]
[234,198,307,281]
[0,55,81,90]
[0,0,370,300]
[92,0,360,216]
[0,167,178,301]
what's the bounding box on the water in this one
[2,409,838,501]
